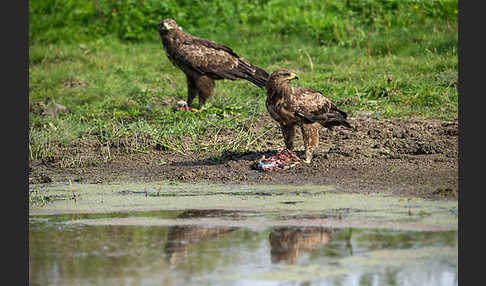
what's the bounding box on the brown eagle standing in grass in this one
[265,69,352,164]
[158,18,269,109]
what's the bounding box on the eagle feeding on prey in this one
[265,69,352,164]
[158,18,269,109]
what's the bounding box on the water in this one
[29,183,458,285]
[29,209,457,286]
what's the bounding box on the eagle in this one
[266,69,352,164]
[158,18,269,108]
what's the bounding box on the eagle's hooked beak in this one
[289,73,299,80]
[163,22,174,30]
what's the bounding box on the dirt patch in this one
[29,115,458,200]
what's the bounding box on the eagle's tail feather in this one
[294,111,316,124]
[336,108,348,120]
[237,58,269,88]
[295,111,352,129]
[250,66,270,88]
[327,103,349,120]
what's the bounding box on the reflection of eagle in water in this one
[158,18,269,108]
[164,225,235,265]
[163,210,237,265]
[266,69,352,163]
[270,227,333,264]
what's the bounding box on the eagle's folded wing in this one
[178,38,241,77]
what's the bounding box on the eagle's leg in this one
[301,124,319,164]
[196,75,215,109]
[280,123,296,152]
[186,76,199,108]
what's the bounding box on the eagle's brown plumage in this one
[158,18,269,108]
[266,69,352,163]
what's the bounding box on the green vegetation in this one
[29,0,457,162]
[29,188,52,207]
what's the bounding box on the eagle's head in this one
[158,18,179,35]
[267,69,299,89]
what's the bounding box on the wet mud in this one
[29,115,458,200]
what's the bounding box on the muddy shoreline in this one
[29,115,458,200]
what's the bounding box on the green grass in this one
[29,1,457,162]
